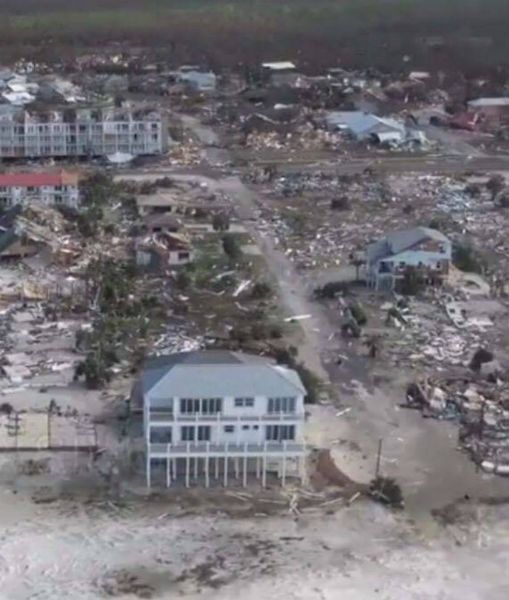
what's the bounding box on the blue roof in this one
[142,350,306,399]
[368,227,450,262]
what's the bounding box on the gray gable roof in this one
[368,227,449,262]
[142,350,306,398]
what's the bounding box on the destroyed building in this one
[135,230,193,268]
[367,227,452,291]
[0,171,80,210]
[135,350,307,488]
[0,106,166,158]
[36,76,86,104]
[0,205,39,260]
[175,67,217,92]
[467,97,509,124]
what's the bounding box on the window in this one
[181,426,211,442]
[180,398,200,414]
[181,426,195,441]
[150,427,172,443]
[197,426,210,441]
[268,397,296,414]
[224,425,234,433]
[234,397,255,408]
[266,425,295,441]
[242,425,250,430]
[253,425,259,430]
[180,398,222,415]
[178,252,190,261]
[201,398,221,415]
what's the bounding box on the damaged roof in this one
[141,350,306,399]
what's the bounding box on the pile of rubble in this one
[167,140,203,166]
[383,291,507,371]
[405,371,509,475]
[245,123,344,153]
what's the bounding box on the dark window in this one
[242,425,250,430]
[268,397,296,413]
[234,397,255,408]
[150,427,172,443]
[197,426,210,441]
[181,426,195,441]
[224,425,234,433]
[180,398,222,414]
[265,425,295,441]
[181,426,210,442]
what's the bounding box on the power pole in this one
[375,438,383,478]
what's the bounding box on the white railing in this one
[149,440,305,457]
[149,411,305,424]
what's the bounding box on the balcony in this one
[148,411,305,424]
[149,440,306,458]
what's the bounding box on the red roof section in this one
[0,171,79,188]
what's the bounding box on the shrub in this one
[273,347,321,404]
[330,196,350,210]
[269,325,283,339]
[369,477,404,509]
[453,243,485,274]
[229,327,249,343]
[251,281,272,299]
[222,234,242,260]
[250,323,268,340]
[398,267,425,296]
[314,281,349,299]
[498,193,509,208]
[487,174,505,199]
[349,303,367,326]
[465,183,481,197]
[212,212,230,231]
[469,348,494,372]
[175,271,191,290]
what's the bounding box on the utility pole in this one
[375,438,383,478]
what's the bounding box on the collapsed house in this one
[0,206,39,260]
[0,105,166,158]
[134,350,307,488]
[367,227,452,291]
[0,204,79,263]
[0,171,80,210]
[136,189,229,217]
[467,97,509,124]
[406,373,509,475]
[135,230,193,268]
[37,76,86,104]
[175,66,217,92]
[261,61,302,87]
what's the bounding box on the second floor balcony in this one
[148,409,305,425]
